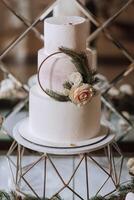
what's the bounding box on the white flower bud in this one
[68,72,83,86]
[0,79,15,93]
[125,192,134,200]
[108,87,120,97]
[64,89,70,96]
[129,166,134,175]
[120,84,133,95]
[127,158,134,169]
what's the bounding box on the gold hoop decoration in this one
[37,47,98,104]
[37,50,71,102]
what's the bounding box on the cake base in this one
[17,117,109,148]
[13,118,115,155]
[29,86,101,143]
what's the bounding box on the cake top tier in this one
[44,16,88,54]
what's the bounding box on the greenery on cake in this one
[59,47,98,85]
[41,47,99,107]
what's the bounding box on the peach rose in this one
[69,84,94,106]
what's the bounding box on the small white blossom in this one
[127,158,134,169]
[64,89,70,96]
[125,192,134,200]
[120,84,133,95]
[127,158,134,176]
[129,166,134,175]
[68,72,83,86]
[108,87,119,97]
[0,79,15,93]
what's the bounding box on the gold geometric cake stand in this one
[6,120,124,200]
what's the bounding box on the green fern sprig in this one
[59,47,98,85]
[43,47,99,102]
[0,190,10,200]
[23,194,62,200]
[0,180,134,200]
[90,196,104,200]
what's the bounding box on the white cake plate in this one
[19,118,109,148]
[13,118,115,155]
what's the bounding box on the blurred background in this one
[0,0,134,198]
[0,0,134,151]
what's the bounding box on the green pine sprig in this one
[90,196,104,200]
[0,190,10,200]
[0,180,134,200]
[0,191,62,200]
[43,47,99,102]
[23,194,62,200]
[90,180,134,200]
[59,47,98,85]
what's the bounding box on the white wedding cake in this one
[29,16,101,144]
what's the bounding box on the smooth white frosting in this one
[29,86,101,143]
[37,16,94,93]
[28,16,101,144]
[53,0,86,17]
[44,16,88,54]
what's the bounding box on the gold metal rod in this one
[1,0,44,41]
[86,0,134,42]
[0,0,57,60]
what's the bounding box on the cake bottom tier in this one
[29,86,101,143]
